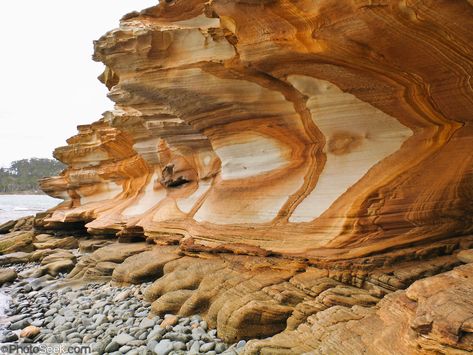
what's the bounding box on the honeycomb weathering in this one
[41,0,473,262]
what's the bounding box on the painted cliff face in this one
[41,0,473,261]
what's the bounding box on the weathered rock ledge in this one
[1,224,473,354]
[25,0,473,353]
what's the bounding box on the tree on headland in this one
[0,158,65,194]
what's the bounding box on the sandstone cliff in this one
[37,0,473,353]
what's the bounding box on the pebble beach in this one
[0,251,245,355]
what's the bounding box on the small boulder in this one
[42,259,75,276]
[154,340,173,355]
[41,250,76,265]
[0,268,17,285]
[10,319,30,330]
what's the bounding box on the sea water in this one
[0,194,61,323]
[0,194,61,224]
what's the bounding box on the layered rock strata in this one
[35,0,473,354]
[41,0,473,261]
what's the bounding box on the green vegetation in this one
[0,158,65,194]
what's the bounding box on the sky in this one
[0,1,158,168]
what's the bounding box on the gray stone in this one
[52,315,66,328]
[83,334,96,343]
[147,328,166,341]
[22,284,33,292]
[119,345,132,353]
[31,319,44,327]
[190,315,202,322]
[215,343,228,353]
[147,339,159,352]
[10,319,30,330]
[37,297,49,304]
[173,341,187,351]
[200,342,216,352]
[105,341,120,353]
[106,326,118,337]
[61,322,73,330]
[138,346,149,355]
[164,332,191,343]
[43,334,58,343]
[44,308,57,317]
[236,340,246,348]
[173,324,191,334]
[189,341,201,355]
[178,317,190,326]
[191,327,206,340]
[127,340,146,347]
[6,314,28,323]
[139,317,155,328]
[66,332,83,340]
[154,339,174,355]
[1,332,19,342]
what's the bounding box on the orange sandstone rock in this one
[40,0,473,263]
[36,0,473,352]
[20,326,41,339]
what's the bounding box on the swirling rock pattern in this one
[40,0,473,261]
[37,1,473,352]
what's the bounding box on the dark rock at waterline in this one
[0,220,15,234]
